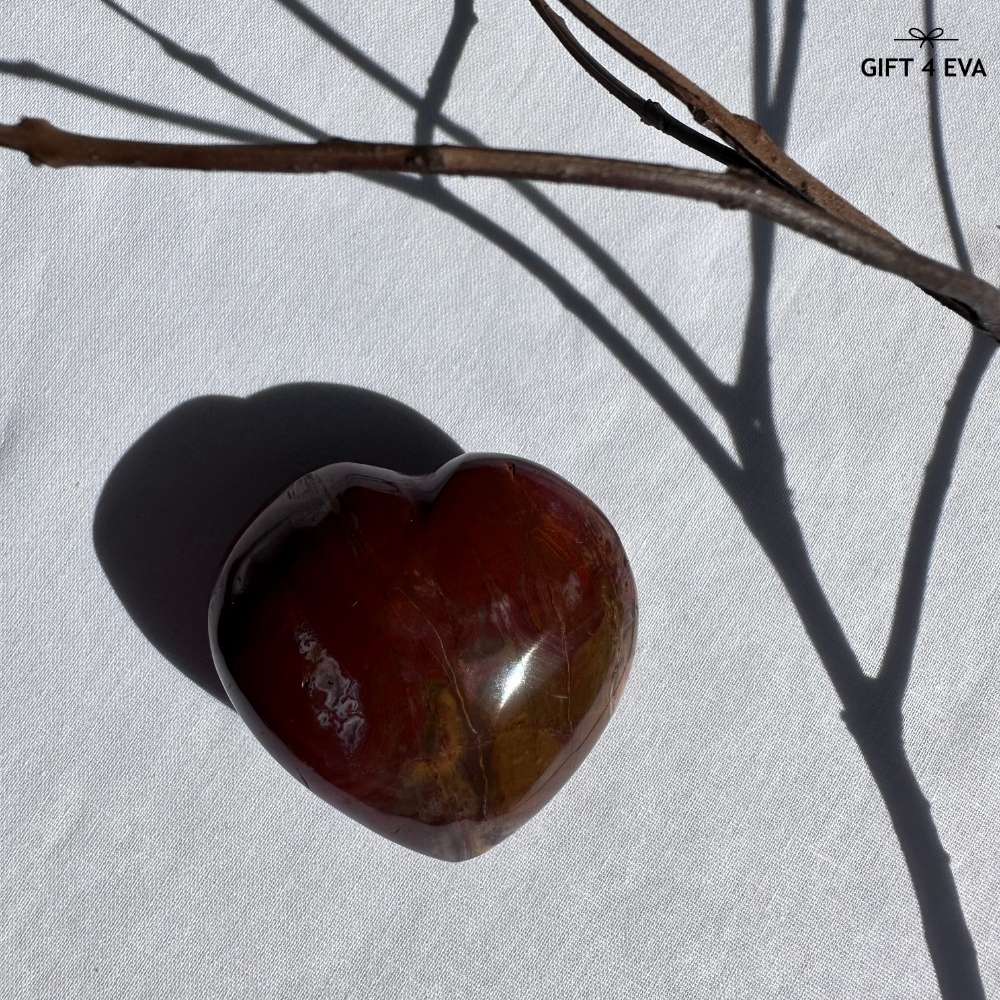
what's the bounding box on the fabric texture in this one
[2,2,998,998]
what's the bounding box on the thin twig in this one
[550,0,896,244]
[525,0,746,170]
[2,118,998,337]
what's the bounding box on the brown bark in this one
[3,118,999,337]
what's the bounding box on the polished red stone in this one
[209,455,637,861]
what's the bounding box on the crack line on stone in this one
[547,580,575,734]
[398,589,490,821]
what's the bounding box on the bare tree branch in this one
[530,0,984,335]
[3,117,999,337]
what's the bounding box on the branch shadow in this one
[877,0,995,706]
[726,2,991,997]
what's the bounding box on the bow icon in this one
[908,26,946,48]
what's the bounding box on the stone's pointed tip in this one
[417,832,498,864]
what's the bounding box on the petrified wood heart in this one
[209,455,637,861]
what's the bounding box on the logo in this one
[862,27,987,78]
[892,27,958,49]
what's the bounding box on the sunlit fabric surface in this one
[2,2,998,998]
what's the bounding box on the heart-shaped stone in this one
[209,455,637,861]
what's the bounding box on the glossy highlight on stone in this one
[209,455,637,861]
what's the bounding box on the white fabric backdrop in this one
[2,2,998,998]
